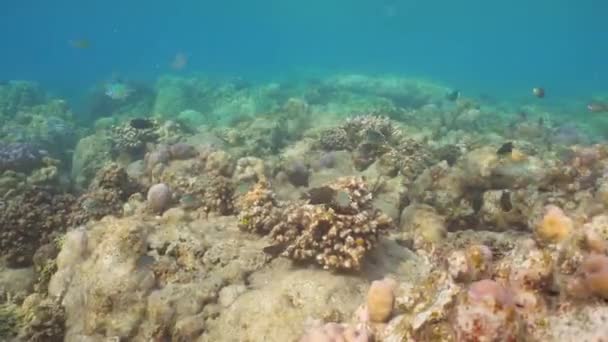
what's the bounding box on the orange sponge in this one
[536,205,573,243]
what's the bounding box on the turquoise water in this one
[2,0,606,108]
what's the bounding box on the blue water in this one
[1,0,606,109]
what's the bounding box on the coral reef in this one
[4,74,608,342]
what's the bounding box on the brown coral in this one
[270,177,394,271]
[68,163,140,225]
[237,181,282,234]
[0,186,75,267]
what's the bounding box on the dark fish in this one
[500,191,513,211]
[305,186,337,205]
[263,243,287,257]
[532,87,545,98]
[497,142,514,155]
[130,118,154,129]
[538,117,544,127]
[365,129,385,144]
[446,89,460,102]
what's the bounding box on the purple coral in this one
[147,183,172,213]
[0,143,48,173]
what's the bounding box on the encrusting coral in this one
[0,186,75,267]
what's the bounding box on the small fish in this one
[497,142,514,155]
[130,118,154,129]
[365,129,385,144]
[262,243,287,257]
[532,87,545,98]
[335,190,351,208]
[538,117,544,127]
[136,255,156,269]
[305,186,337,205]
[500,191,513,211]
[105,82,133,100]
[446,89,460,102]
[170,52,189,70]
[587,102,608,113]
[69,39,90,49]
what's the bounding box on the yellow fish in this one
[69,39,90,49]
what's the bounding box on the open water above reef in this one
[2,1,608,342]
[1,0,607,109]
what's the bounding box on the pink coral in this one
[582,254,608,299]
[453,279,521,342]
[299,322,370,342]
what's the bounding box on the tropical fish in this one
[446,89,461,102]
[69,39,90,49]
[587,102,608,113]
[497,142,514,155]
[532,87,545,98]
[262,243,287,257]
[500,191,513,211]
[105,82,133,100]
[129,118,154,129]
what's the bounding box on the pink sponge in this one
[453,279,521,341]
[582,254,608,299]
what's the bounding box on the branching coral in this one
[237,177,393,270]
[111,118,160,154]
